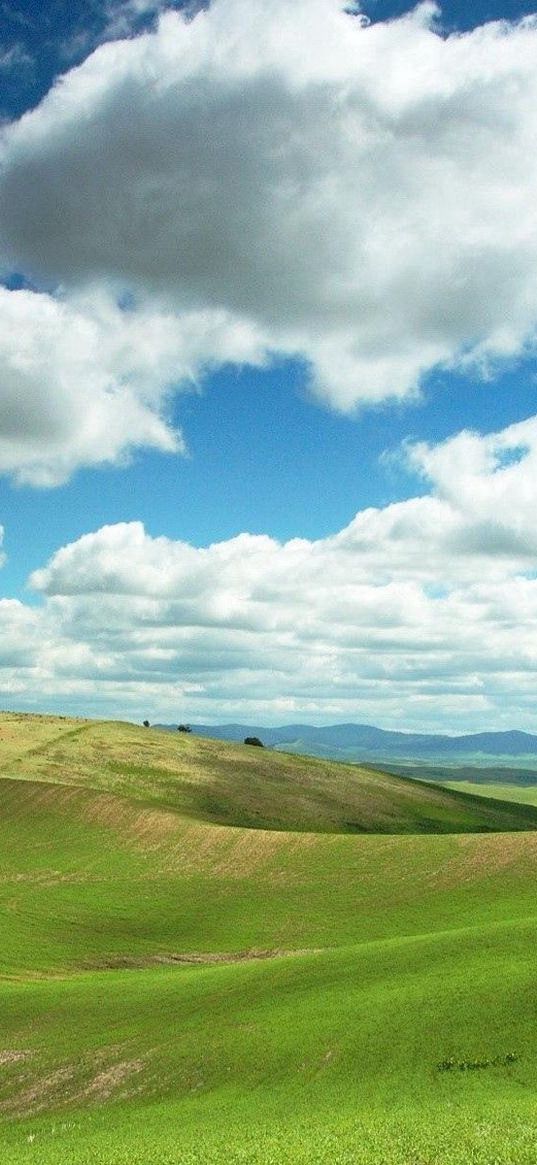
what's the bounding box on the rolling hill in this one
[2,711,537,1164]
[2,711,537,835]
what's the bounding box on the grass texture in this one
[1,712,537,1162]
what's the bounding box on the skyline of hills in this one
[159,722,537,768]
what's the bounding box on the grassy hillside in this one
[3,924,537,1165]
[3,711,537,834]
[2,712,537,1163]
[444,780,537,807]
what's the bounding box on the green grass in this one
[2,771,537,975]
[444,780,537,807]
[382,761,537,784]
[2,712,537,1162]
[3,712,537,834]
[3,928,537,1163]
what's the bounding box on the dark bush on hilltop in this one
[143,720,150,728]
[177,724,192,733]
[244,736,264,747]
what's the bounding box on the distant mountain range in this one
[158,722,537,768]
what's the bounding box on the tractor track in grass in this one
[82,947,322,970]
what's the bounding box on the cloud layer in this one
[1,0,537,732]
[2,1,537,479]
[0,416,534,729]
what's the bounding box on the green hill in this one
[2,711,537,835]
[2,712,537,1163]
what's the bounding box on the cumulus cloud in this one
[1,415,533,729]
[0,286,266,485]
[0,0,536,472]
[101,0,186,39]
[62,0,189,63]
[0,599,43,670]
[2,0,537,726]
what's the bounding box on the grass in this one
[2,712,537,1162]
[443,780,537,807]
[3,930,537,1163]
[3,712,537,834]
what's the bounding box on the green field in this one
[2,713,537,1163]
[444,781,537,808]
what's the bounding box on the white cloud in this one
[1,1,537,728]
[101,0,185,39]
[61,0,188,63]
[0,286,266,485]
[0,414,533,729]
[0,598,42,668]
[0,0,536,463]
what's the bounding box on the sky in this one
[1,0,537,732]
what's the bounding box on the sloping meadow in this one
[1,714,537,1162]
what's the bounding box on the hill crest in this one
[3,711,537,836]
[158,721,537,764]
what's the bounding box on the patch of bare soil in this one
[0,1065,76,1117]
[77,1059,144,1102]
[0,1050,32,1066]
[156,947,320,965]
[437,830,537,888]
[0,1052,146,1117]
[211,826,319,878]
[83,947,320,971]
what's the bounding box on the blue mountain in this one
[158,722,537,764]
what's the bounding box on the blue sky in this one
[1,0,537,730]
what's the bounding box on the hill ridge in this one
[3,712,537,836]
[158,720,537,763]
